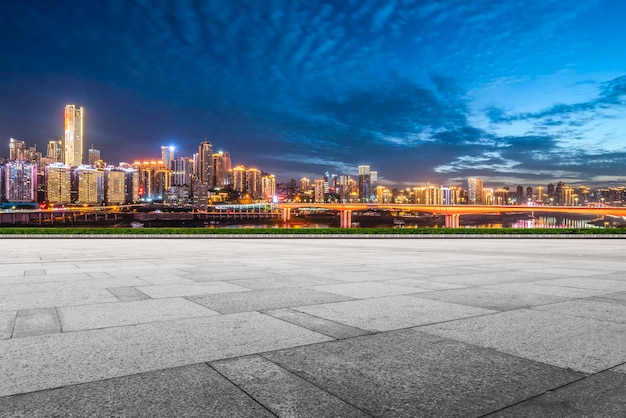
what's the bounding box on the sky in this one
[1,0,626,187]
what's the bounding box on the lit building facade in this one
[300,177,310,191]
[73,166,103,205]
[161,146,175,169]
[246,168,262,200]
[358,165,371,202]
[9,138,26,161]
[468,178,483,204]
[47,138,63,162]
[88,148,101,166]
[171,157,192,186]
[64,105,84,167]
[314,179,325,202]
[45,163,71,204]
[3,161,37,202]
[197,141,213,186]
[232,165,246,193]
[104,168,126,205]
[261,174,276,201]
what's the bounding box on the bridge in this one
[274,203,626,228]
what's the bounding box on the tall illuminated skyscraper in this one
[64,105,84,167]
[161,146,175,169]
[197,141,213,186]
[468,178,483,204]
[358,165,371,202]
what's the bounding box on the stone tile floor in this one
[0,238,625,417]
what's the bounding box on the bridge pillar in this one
[282,208,291,222]
[444,214,460,228]
[340,210,352,228]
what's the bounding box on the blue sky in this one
[1,0,625,186]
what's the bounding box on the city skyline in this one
[1,1,626,186]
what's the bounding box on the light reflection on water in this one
[469,216,598,229]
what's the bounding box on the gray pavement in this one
[0,238,625,417]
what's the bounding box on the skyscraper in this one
[161,146,175,169]
[9,138,26,161]
[47,138,63,162]
[468,178,483,204]
[88,146,101,166]
[4,161,37,202]
[246,167,262,199]
[197,141,213,186]
[358,165,371,202]
[64,105,84,167]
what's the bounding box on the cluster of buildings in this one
[3,105,625,210]
[0,105,277,210]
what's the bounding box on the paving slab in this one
[0,276,151,296]
[134,281,250,298]
[532,299,626,324]
[486,371,626,417]
[228,275,343,290]
[23,269,46,276]
[0,311,332,397]
[420,309,626,373]
[295,295,495,332]
[134,273,196,285]
[107,286,151,302]
[0,288,120,311]
[264,329,583,418]
[419,270,569,286]
[212,355,369,417]
[12,308,61,338]
[531,277,626,292]
[262,308,372,339]
[0,363,273,418]
[0,311,16,339]
[413,287,572,311]
[309,281,429,299]
[382,278,467,291]
[483,282,610,298]
[58,298,219,332]
[187,287,352,314]
[0,272,95,286]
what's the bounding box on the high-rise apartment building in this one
[9,138,26,161]
[197,141,213,186]
[171,156,192,186]
[64,105,84,166]
[125,169,139,203]
[536,186,544,203]
[261,174,276,201]
[45,163,71,204]
[161,146,175,169]
[3,161,37,202]
[301,178,311,192]
[232,165,246,193]
[104,168,126,205]
[468,178,483,204]
[88,147,101,167]
[212,152,226,188]
[314,179,325,203]
[246,168,262,200]
[73,166,103,205]
[47,138,63,162]
[358,165,371,202]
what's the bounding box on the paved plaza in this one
[1,238,626,417]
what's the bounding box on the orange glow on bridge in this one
[275,203,626,217]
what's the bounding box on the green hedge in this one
[0,227,625,235]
